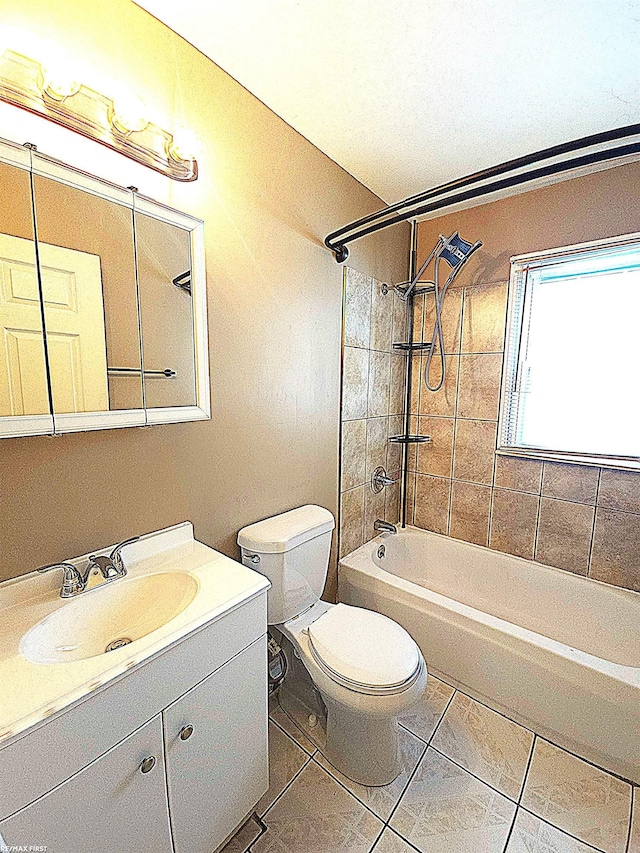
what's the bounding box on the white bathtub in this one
[339,526,640,783]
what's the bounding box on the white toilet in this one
[238,505,426,786]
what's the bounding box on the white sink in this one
[20,571,199,664]
[0,522,270,747]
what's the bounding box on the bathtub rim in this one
[338,525,640,687]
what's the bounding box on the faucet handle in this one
[371,466,398,494]
[109,536,140,573]
[37,562,84,598]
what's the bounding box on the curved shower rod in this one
[324,123,640,263]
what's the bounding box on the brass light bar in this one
[0,50,198,182]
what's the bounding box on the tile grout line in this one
[384,688,459,832]
[444,290,465,536]
[375,827,424,853]
[587,466,602,580]
[442,287,466,536]
[488,428,499,548]
[488,292,512,555]
[307,751,390,824]
[516,804,610,853]
[532,462,544,561]
[423,674,640,784]
[252,753,313,827]
[367,823,386,853]
[268,681,634,853]
[502,732,538,853]
[426,742,522,806]
[268,712,317,758]
[626,789,634,853]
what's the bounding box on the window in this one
[499,233,640,470]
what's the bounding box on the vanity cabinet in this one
[0,716,173,853]
[165,637,268,853]
[0,588,269,853]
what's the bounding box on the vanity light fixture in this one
[0,49,198,181]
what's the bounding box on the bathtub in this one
[339,526,640,783]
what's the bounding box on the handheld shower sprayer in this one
[394,231,482,392]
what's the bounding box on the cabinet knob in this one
[179,724,194,741]
[140,756,156,773]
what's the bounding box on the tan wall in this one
[409,162,640,592]
[0,0,410,599]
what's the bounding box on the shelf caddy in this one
[392,341,433,352]
[388,434,431,444]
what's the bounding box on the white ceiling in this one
[137,0,640,203]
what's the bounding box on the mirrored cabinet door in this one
[32,157,145,432]
[0,146,54,437]
[135,211,197,411]
[0,136,209,439]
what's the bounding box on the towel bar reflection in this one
[107,367,176,378]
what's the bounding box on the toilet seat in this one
[306,603,422,696]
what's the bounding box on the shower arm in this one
[324,123,640,262]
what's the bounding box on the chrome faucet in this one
[37,537,139,599]
[371,466,398,494]
[36,562,86,598]
[89,536,139,579]
[374,519,397,534]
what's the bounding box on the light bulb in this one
[41,57,81,101]
[169,126,198,162]
[110,94,149,134]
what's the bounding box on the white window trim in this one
[497,231,640,472]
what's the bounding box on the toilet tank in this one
[237,505,335,624]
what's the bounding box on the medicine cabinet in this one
[0,137,209,438]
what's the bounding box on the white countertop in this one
[0,523,269,747]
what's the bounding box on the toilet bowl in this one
[238,505,426,786]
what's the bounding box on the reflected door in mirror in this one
[0,160,51,427]
[33,170,143,416]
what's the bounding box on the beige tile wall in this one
[339,268,408,556]
[407,279,640,593]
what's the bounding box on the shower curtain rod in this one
[324,123,640,262]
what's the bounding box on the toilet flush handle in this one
[246,554,261,564]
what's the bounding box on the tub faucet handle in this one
[371,466,398,494]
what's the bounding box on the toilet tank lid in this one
[237,505,335,554]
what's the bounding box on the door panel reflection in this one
[32,172,142,413]
[0,161,51,420]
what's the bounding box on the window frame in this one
[497,231,640,472]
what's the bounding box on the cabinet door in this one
[164,635,268,853]
[0,715,172,853]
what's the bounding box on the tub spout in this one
[374,519,397,534]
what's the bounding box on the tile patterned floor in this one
[223,675,638,853]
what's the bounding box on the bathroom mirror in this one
[32,159,145,429]
[135,209,197,412]
[0,147,53,438]
[0,137,209,438]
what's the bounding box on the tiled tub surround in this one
[339,528,640,785]
[223,679,638,853]
[406,279,640,593]
[340,267,409,556]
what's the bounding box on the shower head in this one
[392,230,482,301]
[439,231,482,269]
